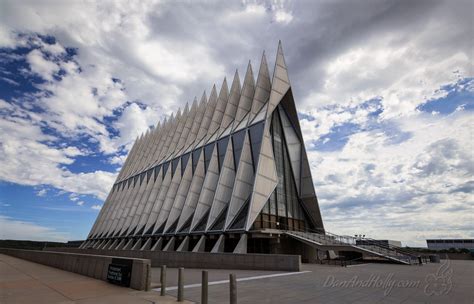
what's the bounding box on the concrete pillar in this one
[230,273,237,304]
[192,235,206,252]
[140,238,152,250]
[131,238,142,250]
[163,237,176,251]
[176,236,190,252]
[211,235,225,253]
[151,237,163,251]
[233,234,247,254]
[201,270,208,304]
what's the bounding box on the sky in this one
[0,0,472,247]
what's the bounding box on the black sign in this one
[107,258,133,287]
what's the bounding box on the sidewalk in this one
[0,253,192,304]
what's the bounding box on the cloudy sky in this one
[0,0,472,246]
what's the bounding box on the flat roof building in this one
[427,239,474,250]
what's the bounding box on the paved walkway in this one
[154,260,474,303]
[2,252,472,303]
[0,254,191,304]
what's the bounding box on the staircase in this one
[284,230,419,265]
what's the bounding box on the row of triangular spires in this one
[86,41,324,242]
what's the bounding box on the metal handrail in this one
[270,224,417,263]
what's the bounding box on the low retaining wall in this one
[47,247,301,271]
[0,248,151,291]
[441,253,474,260]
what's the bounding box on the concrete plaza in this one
[153,260,473,303]
[1,252,472,303]
[0,254,189,304]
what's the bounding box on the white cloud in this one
[26,49,60,81]
[300,23,472,118]
[91,204,102,210]
[76,201,85,206]
[0,215,70,242]
[36,189,47,197]
[308,111,473,246]
[0,104,117,200]
[273,9,293,24]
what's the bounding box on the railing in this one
[277,225,418,264]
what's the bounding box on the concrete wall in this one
[0,248,151,291]
[441,253,474,260]
[47,247,301,271]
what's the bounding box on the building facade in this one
[427,239,474,250]
[81,42,325,255]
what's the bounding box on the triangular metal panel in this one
[224,132,254,229]
[143,161,172,234]
[266,41,291,117]
[220,70,241,130]
[207,78,229,137]
[278,106,301,194]
[184,92,207,151]
[245,121,278,231]
[196,85,218,141]
[190,144,220,231]
[249,52,271,120]
[176,100,198,154]
[235,61,255,123]
[206,138,235,231]
[165,104,189,160]
[154,159,182,233]
[164,152,194,232]
[176,148,206,231]
[118,170,150,235]
[127,168,159,234]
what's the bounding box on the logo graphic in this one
[424,257,453,296]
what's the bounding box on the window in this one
[171,157,180,177]
[154,165,161,182]
[162,162,170,178]
[217,136,230,171]
[248,121,264,170]
[192,148,202,174]
[232,129,246,169]
[181,153,190,175]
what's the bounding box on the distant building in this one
[427,239,474,250]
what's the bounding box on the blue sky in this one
[0,0,472,246]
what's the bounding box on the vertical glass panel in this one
[232,129,246,170]
[248,121,264,170]
[181,153,190,175]
[269,191,277,215]
[204,143,215,173]
[171,157,180,177]
[217,136,229,172]
[209,205,228,231]
[146,168,153,182]
[162,162,170,178]
[192,148,202,174]
[283,143,293,218]
[154,165,161,182]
